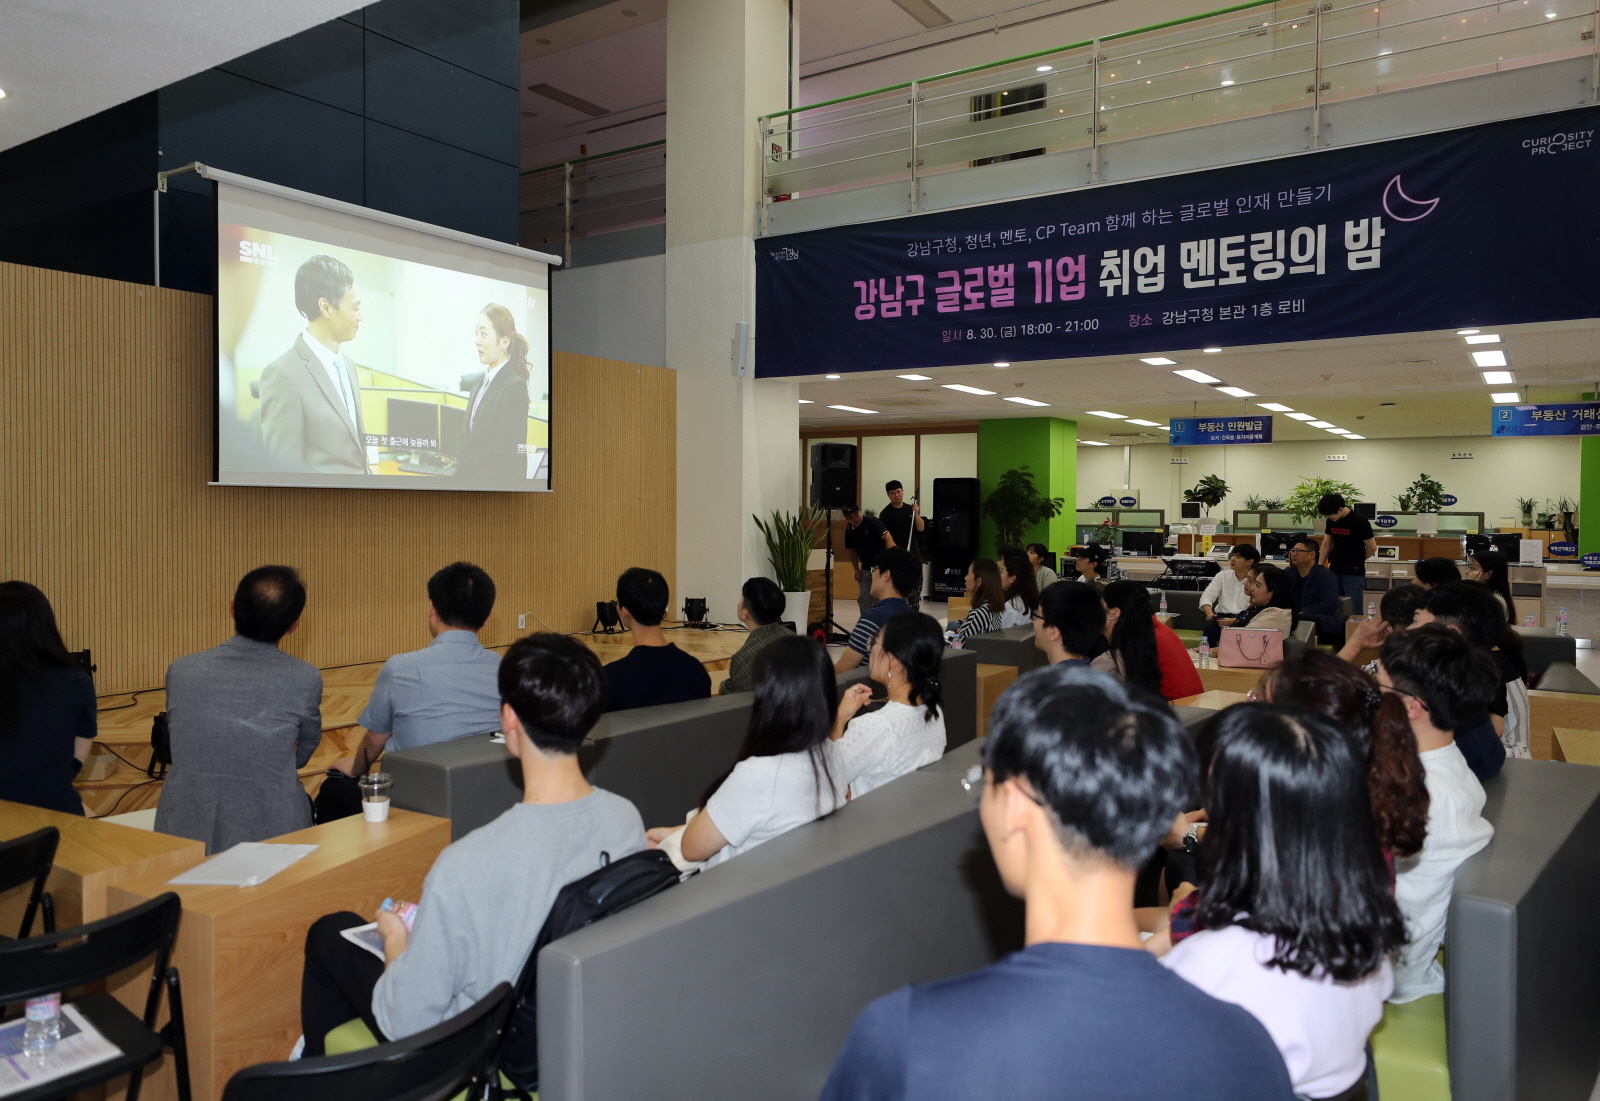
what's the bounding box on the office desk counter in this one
[106,809,451,1101]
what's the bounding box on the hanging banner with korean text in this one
[1169,416,1273,446]
[755,106,1600,377]
[1491,402,1600,436]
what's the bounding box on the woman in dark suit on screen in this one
[454,304,531,487]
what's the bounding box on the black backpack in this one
[493,848,680,1096]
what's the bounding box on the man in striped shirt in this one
[834,549,919,673]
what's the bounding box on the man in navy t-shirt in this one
[820,666,1295,1101]
[834,549,918,674]
[603,568,710,712]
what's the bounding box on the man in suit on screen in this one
[259,255,371,475]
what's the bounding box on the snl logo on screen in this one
[237,241,279,267]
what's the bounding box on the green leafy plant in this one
[981,466,1065,552]
[1395,490,1416,512]
[1184,474,1231,515]
[1242,493,1287,511]
[752,508,825,592]
[1402,473,1447,513]
[1262,497,1286,511]
[1551,494,1577,515]
[1284,477,1362,522]
[1516,496,1539,518]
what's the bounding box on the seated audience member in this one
[336,563,502,777]
[604,567,711,711]
[953,558,1005,642]
[1073,543,1111,588]
[1226,565,1293,635]
[1163,703,1404,1100]
[0,581,93,815]
[720,577,791,695]
[835,549,917,673]
[299,634,644,1054]
[1465,549,1517,623]
[1376,626,1495,1002]
[1031,583,1106,667]
[1199,544,1260,646]
[648,634,840,867]
[820,666,1294,1101]
[1413,557,1461,589]
[1338,583,1427,668]
[998,555,1040,629]
[1286,537,1343,641]
[1026,543,1059,589]
[832,612,947,799]
[1415,582,1513,779]
[155,566,322,854]
[1093,581,1203,701]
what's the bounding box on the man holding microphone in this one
[879,480,925,611]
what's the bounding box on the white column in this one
[667,0,798,622]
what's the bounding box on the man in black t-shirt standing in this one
[879,480,925,611]
[1318,493,1377,613]
[843,506,892,616]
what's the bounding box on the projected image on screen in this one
[217,218,549,491]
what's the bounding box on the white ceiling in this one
[0,0,370,153]
[794,320,1600,441]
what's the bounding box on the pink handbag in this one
[1219,627,1284,668]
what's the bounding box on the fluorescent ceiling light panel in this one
[1036,65,1053,72]
[1080,440,1110,446]
[1156,426,1170,431]
[825,374,841,379]
[1005,396,1050,407]
[1141,357,1178,365]
[1456,328,1480,335]
[1257,402,1294,412]
[798,399,814,404]
[1325,427,1346,434]
[888,0,954,27]
[1344,434,1366,440]
[1172,369,1221,384]
[1286,412,1317,421]
[942,383,997,396]
[1490,392,1521,403]
[1214,385,1256,398]
[827,404,879,414]
[1481,370,1515,385]
[1471,350,1508,368]
[993,361,1011,367]
[1127,418,1160,426]
[1463,334,1501,344]
[1309,420,1334,428]
[896,373,933,380]
[1085,410,1128,419]
[1203,347,1222,353]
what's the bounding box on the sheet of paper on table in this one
[167,842,319,887]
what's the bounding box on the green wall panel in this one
[977,417,1077,556]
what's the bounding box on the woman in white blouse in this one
[832,611,947,799]
[998,554,1040,629]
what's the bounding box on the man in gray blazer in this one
[260,255,370,475]
[154,566,323,854]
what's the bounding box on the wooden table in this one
[0,801,204,933]
[975,663,1018,739]
[1194,662,1267,694]
[1552,727,1600,766]
[1174,690,1251,711]
[106,809,451,1101]
[1527,689,1600,762]
[580,627,750,672]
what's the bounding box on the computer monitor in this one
[1465,534,1492,556]
[1180,502,1202,519]
[1121,531,1162,556]
[1259,531,1308,559]
[1354,502,1377,520]
[1490,533,1522,557]
[386,398,440,452]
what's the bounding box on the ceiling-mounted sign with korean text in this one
[1169,416,1273,447]
[1491,402,1600,436]
[755,106,1600,377]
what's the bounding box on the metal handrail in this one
[519,142,666,264]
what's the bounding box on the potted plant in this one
[753,508,826,630]
[981,466,1065,553]
[1184,474,1230,518]
[1551,495,1578,544]
[1284,477,1362,524]
[1516,496,1539,528]
[1401,474,1447,536]
[1091,515,1119,545]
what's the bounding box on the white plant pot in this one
[783,590,812,632]
[1416,512,1438,537]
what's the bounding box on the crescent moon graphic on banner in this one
[1382,175,1440,222]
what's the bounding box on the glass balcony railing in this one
[519,141,666,262]
[759,0,1599,224]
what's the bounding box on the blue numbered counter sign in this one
[1119,496,1138,508]
[1098,496,1117,508]
[1441,494,1458,506]
[1376,515,1398,529]
[1549,541,1579,557]
[1581,552,1600,570]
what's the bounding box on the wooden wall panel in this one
[0,263,676,694]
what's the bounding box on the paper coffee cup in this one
[362,798,391,822]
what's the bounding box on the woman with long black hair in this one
[832,612,946,798]
[647,634,840,867]
[1093,580,1202,700]
[999,554,1040,629]
[455,303,532,486]
[954,558,1005,642]
[1465,549,1517,624]
[0,581,93,814]
[1163,703,1405,1099]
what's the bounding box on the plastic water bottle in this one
[1366,600,1377,620]
[1198,639,1211,669]
[1557,608,1569,637]
[23,993,61,1057]
[1159,591,1168,615]
[1524,613,1537,627]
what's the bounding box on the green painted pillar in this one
[1581,436,1600,557]
[977,417,1078,557]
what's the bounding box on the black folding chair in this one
[0,891,190,1101]
[0,826,58,938]
[219,981,514,1101]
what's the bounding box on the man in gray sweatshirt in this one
[299,633,645,1054]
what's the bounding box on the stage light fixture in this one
[593,600,621,634]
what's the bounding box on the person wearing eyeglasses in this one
[1286,537,1342,642]
[1374,625,1495,1004]
[1031,583,1105,667]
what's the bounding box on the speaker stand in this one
[815,509,850,645]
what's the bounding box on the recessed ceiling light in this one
[1141,357,1178,365]
[1481,370,1515,384]
[1127,418,1160,426]
[1309,420,1334,428]
[1080,440,1111,446]
[1202,347,1222,353]
[1490,392,1521,403]
[798,399,814,404]
[896,373,933,380]
[1325,427,1346,434]
[0,89,7,99]
[1085,410,1128,419]
[1471,350,1508,368]
[828,404,878,414]
[1005,396,1050,407]
[1036,64,1054,72]
[1215,386,1256,398]
[1463,334,1501,344]
[993,361,1011,367]
[1456,329,1479,335]
[942,383,998,395]
[1172,369,1222,384]
[1344,434,1366,440]
[1257,402,1294,412]
[825,374,841,379]
[1286,412,1317,421]
[1220,79,1235,86]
